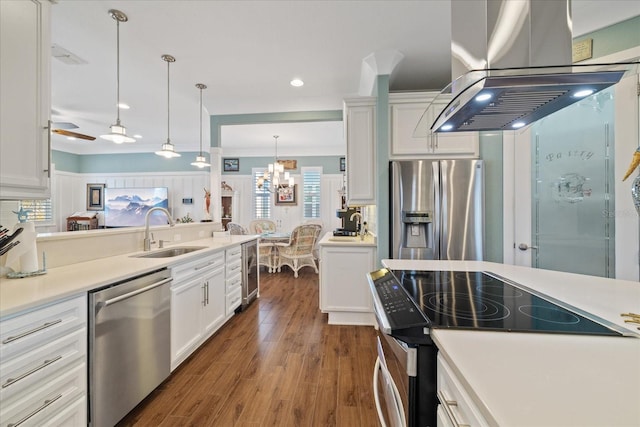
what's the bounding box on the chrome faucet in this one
[349,212,366,240]
[144,207,175,251]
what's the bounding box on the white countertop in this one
[318,231,377,247]
[0,235,257,318]
[381,259,640,426]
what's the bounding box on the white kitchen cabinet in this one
[319,241,377,325]
[344,97,376,206]
[0,295,87,426]
[170,251,226,370]
[389,92,479,159]
[225,245,243,315]
[436,353,489,427]
[0,0,52,199]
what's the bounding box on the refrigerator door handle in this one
[433,161,442,260]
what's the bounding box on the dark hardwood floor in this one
[118,267,380,427]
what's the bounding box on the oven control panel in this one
[368,269,430,332]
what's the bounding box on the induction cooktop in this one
[373,269,630,337]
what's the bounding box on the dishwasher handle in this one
[99,277,172,309]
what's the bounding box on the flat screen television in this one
[104,187,170,227]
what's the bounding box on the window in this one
[253,168,271,219]
[19,199,53,223]
[302,167,321,219]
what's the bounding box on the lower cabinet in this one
[437,354,489,427]
[0,295,87,426]
[319,243,377,325]
[170,252,226,370]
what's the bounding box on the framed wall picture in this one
[275,184,297,205]
[87,183,105,211]
[340,157,346,172]
[223,158,240,172]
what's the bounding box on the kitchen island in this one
[382,259,640,426]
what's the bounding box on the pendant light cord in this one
[166,59,170,143]
[199,87,203,155]
[115,18,121,124]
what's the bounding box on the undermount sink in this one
[132,246,208,258]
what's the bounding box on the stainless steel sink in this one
[132,246,208,258]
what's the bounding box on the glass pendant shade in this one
[156,142,180,158]
[101,121,135,144]
[191,83,210,167]
[101,10,135,144]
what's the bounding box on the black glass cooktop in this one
[391,270,622,336]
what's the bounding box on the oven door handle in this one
[373,357,408,427]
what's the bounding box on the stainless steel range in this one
[368,268,632,427]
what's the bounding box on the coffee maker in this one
[334,207,360,236]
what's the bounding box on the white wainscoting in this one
[52,170,210,233]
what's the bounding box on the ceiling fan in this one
[51,121,96,141]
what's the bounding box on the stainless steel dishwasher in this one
[88,269,172,427]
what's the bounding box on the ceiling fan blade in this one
[52,129,96,141]
[51,121,79,130]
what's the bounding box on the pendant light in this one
[156,54,181,158]
[100,9,136,144]
[191,83,210,168]
[257,135,294,193]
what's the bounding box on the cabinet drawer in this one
[42,395,86,427]
[225,274,242,293]
[0,295,86,360]
[437,354,488,427]
[171,252,225,283]
[226,258,242,280]
[225,286,242,315]
[0,363,86,427]
[226,245,242,262]
[1,329,86,401]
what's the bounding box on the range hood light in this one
[512,121,526,129]
[573,89,595,98]
[440,124,454,131]
[475,93,492,102]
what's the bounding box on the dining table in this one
[259,232,291,273]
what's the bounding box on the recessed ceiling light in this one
[118,103,130,109]
[290,79,304,87]
[512,121,526,129]
[573,89,594,98]
[133,134,142,139]
[67,136,76,140]
[440,124,453,131]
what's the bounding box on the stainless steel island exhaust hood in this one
[415,0,638,135]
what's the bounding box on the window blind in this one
[253,169,271,218]
[302,168,321,219]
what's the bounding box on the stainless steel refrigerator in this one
[390,159,484,260]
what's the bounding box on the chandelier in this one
[257,135,294,193]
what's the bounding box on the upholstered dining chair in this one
[277,224,322,278]
[248,219,276,234]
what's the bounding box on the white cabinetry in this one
[0,0,51,199]
[319,240,376,325]
[170,252,226,370]
[344,97,376,206]
[389,92,479,159]
[225,245,243,315]
[436,354,489,427]
[0,295,87,426]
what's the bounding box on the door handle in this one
[518,243,539,251]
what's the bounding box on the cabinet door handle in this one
[202,284,206,306]
[2,319,62,345]
[7,393,62,427]
[195,261,216,271]
[205,281,209,305]
[2,355,62,389]
[437,390,470,427]
[44,120,51,177]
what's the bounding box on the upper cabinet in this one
[0,0,52,200]
[389,92,479,159]
[344,97,376,206]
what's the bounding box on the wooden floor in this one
[118,267,380,427]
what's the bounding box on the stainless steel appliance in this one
[88,269,172,427]
[390,159,484,261]
[240,239,258,309]
[367,268,633,427]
